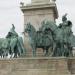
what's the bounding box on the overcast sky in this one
[0,0,75,38]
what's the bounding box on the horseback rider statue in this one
[6,24,26,58]
[58,14,73,57]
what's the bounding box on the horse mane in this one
[30,24,36,33]
[26,23,37,42]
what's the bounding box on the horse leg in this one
[46,48,49,56]
[52,42,60,57]
[32,49,36,57]
[44,47,49,56]
[10,53,13,58]
[13,50,18,58]
[49,47,53,57]
[43,47,45,53]
[1,55,2,58]
[2,49,5,58]
[10,50,14,58]
[4,49,8,58]
[32,46,36,57]
[3,53,5,58]
[9,47,13,58]
[31,43,36,57]
[0,50,3,58]
[14,53,17,58]
[1,53,4,58]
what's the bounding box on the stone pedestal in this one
[0,57,75,75]
[32,0,50,4]
[21,2,58,30]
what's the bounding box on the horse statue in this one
[42,15,73,57]
[0,24,26,58]
[5,24,26,58]
[25,22,54,56]
[0,38,10,58]
[8,36,25,58]
[39,16,73,57]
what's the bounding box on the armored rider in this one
[6,24,18,38]
[59,14,73,56]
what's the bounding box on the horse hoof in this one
[44,53,48,57]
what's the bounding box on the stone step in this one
[0,57,73,75]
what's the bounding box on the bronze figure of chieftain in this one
[0,24,26,58]
[53,14,73,57]
[25,14,75,57]
[25,23,54,56]
[6,24,26,58]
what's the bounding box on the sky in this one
[0,0,75,38]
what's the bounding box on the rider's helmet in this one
[62,13,67,22]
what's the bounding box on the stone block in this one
[0,57,74,75]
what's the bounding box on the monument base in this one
[0,57,75,75]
